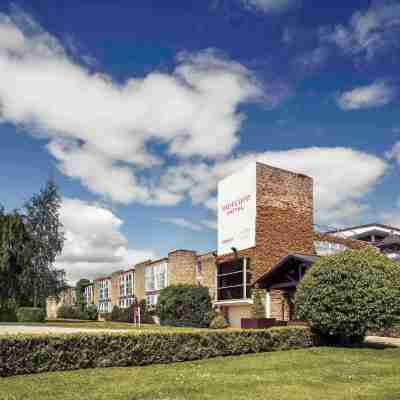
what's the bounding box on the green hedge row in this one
[0,326,314,377]
[16,307,45,323]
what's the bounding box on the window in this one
[146,294,158,308]
[217,258,252,301]
[145,262,167,292]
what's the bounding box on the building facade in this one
[47,162,400,327]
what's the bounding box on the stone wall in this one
[167,250,197,286]
[197,252,217,300]
[134,260,153,301]
[254,163,314,283]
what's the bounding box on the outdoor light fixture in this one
[231,247,238,258]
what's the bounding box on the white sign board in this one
[314,241,348,256]
[218,163,257,256]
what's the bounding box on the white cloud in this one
[158,147,387,226]
[322,1,400,60]
[337,80,397,110]
[56,198,157,282]
[0,9,262,204]
[240,0,298,14]
[159,217,217,231]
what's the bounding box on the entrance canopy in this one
[255,253,319,290]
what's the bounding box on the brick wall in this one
[197,252,217,300]
[111,271,122,307]
[254,163,314,282]
[167,250,197,286]
[134,260,153,301]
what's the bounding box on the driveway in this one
[0,324,130,335]
[365,335,400,347]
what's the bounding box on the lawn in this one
[1,347,400,400]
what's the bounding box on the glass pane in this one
[218,259,243,275]
[218,271,243,288]
[218,286,244,300]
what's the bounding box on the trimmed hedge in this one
[0,307,17,322]
[0,326,314,377]
[16,307,45,323]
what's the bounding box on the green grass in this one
[1,347,400,400]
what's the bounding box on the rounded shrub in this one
[209,313,229,329]
[156,284,212,328]
[16,307,45,323]
[296,249,400,345]
[56,305,89,320]
[86,304,99,321]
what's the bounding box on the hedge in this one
[0,326,315,377]
[16,307,45,323]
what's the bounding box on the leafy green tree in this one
[0,208,32,308]
[24,180,65,307]
[75,279,91,311]
[296,249,400,345]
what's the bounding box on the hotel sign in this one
[218,163,257,256]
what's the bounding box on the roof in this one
[326,223,400,235]
[375,235,400,247]
[254,253,319,285]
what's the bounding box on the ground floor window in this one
[146,293,159,308]
[217,258,252,301]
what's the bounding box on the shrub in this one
[16,307,45,323]
[209,313,229,329]
[111,306,131,322]
[0,307,17,322]
[57,305,89,320]
[0,326,315,377]
[296,249,400,345]
[156,285,212,328]
[139,299,155,324]
[86,305,98,321]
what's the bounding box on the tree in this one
[296,249,400,345]
[0,208,32,309]
[24,180,65,307]
[75,279,91,311]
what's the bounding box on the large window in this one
[145,262,167,292]
[217,258,252,301]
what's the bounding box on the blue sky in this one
[1,0,400,281]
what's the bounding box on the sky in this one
[1,0,400,282]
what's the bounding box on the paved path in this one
[0,325,130,335]
[365,336,400,347]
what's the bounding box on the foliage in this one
[138,299,155,324]
[111,305,131,322]
[16,307,45,323]
[56,305,89,320]
[251,288,266,319]
[0,326,314,377]
[0,307,17,322]
[24,180,66,307]
[75,279,91,311]
[86,305,98,321]
[296,249,400,345]
[0,209,33,309]
[209,312,229,329]
[156,285,212,328]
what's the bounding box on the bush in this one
[139,299,155,324]
[86,305,98,321]
[111,306,131,322]
[16,307,45,323]
[296,249,400,345]
[0,307,17,322]
[156,285,212,328]
[209,313,229,329]
[0,326,315,377]
[57,305,89,320]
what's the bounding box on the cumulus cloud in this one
[158,147,387,226]
[56,198,157,282]
[321,1,400,61]
[240,0,298,14]
[0,9,262,204]
[337,80,397,110]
